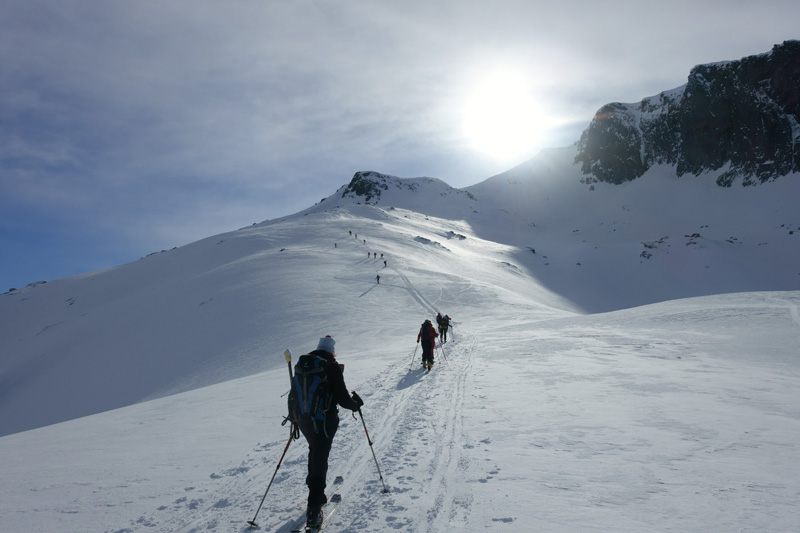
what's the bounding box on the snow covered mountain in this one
[2,43,800,531]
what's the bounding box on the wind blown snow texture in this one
[1,147,799,532]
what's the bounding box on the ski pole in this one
[354,404,390,493]
[408,343,419,370]
[437,341,449,367]
[247,431,294,528]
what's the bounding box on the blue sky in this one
[1,0,797,291]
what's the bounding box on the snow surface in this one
[1,148,800,532]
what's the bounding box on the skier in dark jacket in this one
[291,335,363,528]
[417,319,438,370]
[436,313,451,343]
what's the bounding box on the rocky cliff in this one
[575,40,800,187]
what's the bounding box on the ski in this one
[290,475,344,533]
[303,492,343,532]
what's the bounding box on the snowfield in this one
[1,149,799,532]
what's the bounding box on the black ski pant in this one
[298,414,339,509]
[421,339,435,365]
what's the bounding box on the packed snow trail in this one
[324,330,478,531]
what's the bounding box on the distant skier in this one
[288,336,363,529]
[383,260,387,267]
[417,319,438,370]
[376,275,380,284]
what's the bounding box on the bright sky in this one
[1,0,797,290]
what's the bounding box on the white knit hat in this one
[316,335,336,354]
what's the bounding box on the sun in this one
[462,71,546,162]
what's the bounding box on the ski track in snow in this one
[332,333,476,532]
[391,266,438,317]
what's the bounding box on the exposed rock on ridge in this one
[575,40,800,187]
[341,171,414,203]
[339,170,476,205]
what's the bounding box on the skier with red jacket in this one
[416,319,439,370]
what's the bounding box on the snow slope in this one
[1,149,800,531]
[1,290,798,532]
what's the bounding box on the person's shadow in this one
[396,366,427,390]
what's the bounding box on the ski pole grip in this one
[284,348,292,363]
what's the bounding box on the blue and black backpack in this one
[289,354,333,435]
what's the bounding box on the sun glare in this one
[462,71,546,162]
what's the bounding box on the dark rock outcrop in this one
[341,171,392,202]
[576,40,800,186]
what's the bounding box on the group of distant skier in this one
[337,230,388,285]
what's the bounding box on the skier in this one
[417,319,438,370]
[376,275,380,284]
[436,313,450,343]
[291,336,363,528]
